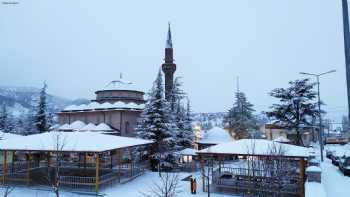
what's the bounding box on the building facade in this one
[57,79,145,137]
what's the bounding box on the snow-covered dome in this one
[80,123,97,131]
[199,127,234,145]
[95,123,114,132]
[103,78,141,92]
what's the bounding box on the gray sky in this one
[0,0,348,123]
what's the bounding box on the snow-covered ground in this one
[0,172,234,197]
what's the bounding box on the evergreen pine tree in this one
[136,70,175,169]
[178,99,194,148]
[266,78,320,145]
[35,83,49,133]
[224,91,256,139]
[0,104,8,132]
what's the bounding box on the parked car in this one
[331,154,342,166]
[339,157,350,176]
[326,150,335,159]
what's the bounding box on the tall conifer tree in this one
[35,83,49,133]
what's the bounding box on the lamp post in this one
[300,70,336,162]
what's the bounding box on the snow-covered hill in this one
[193,112,225,130]
[0,86,89,117]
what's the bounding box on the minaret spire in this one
[166,22,173,48]
[162,23,177,101]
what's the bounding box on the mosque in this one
[57,24,177,137]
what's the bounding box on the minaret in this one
[342,0,350,122]
[162,23,177,101]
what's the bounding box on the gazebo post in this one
[78,153,81,168]
[47,152,50,168]
[26,152,31,186]
[218,155,221,173]
[117,149,121,183]
[11,151,15,173]
[110,151,113,169]
[2,150,7,184]
[95,153,100,193]
[199,155,205,192]
[84,152,87,170]
[129,147,133,177]
[299,158,305,197]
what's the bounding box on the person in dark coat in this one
[190,178,194,194]
[193,178,197,194]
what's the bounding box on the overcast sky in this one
[0,0,348,123]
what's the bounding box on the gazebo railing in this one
[212,167,301,195]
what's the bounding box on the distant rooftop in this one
[199,127,234,145]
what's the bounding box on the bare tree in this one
[199,158,213,197]
[143,172,182,197]
[45,132,67,197]
[1,185,14,197]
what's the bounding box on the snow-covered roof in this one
[0,131,153,152]
[63,101,144,112]
[0,131,20,140]
[178,148,197,156]
[198,139,309,158]
[199,127,233,145]
[273,136,291,143]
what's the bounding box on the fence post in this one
[95,153,100,193]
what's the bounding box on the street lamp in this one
[300,69,336,162]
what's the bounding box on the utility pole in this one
[342,0,350,123]
[300,70,336,162]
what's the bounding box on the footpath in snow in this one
[321,145,350,197]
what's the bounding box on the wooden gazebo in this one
[0,131,153,193]
[197,139,309,197]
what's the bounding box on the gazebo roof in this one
[198,139,309,158]
[0,131,20,140]
[0,131,153,153]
